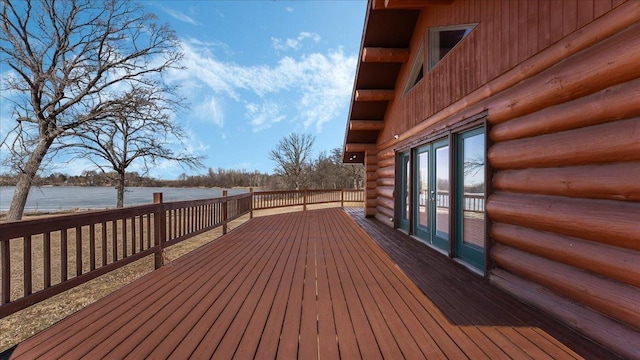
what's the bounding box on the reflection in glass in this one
[462,132,485,248]
[435,146,449,239]
[404,157,410,222]
[417,150,429,231]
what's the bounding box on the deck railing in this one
[252,189,364,211]
[420,191,485,213]
[0,188,362,318]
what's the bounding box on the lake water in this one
[0,186,249,212]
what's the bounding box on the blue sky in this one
[0,0,367,179]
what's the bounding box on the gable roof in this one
[342,0,453,163]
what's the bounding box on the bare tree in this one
[268,133,315,190]
[0,0,182,220]
[310,147,363,189]
[65,85,204,207]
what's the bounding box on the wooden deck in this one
[4,208,617,359]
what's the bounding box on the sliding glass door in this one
[395,126,486,272]
[413,139,449,251]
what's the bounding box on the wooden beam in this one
[344,143,377,153]
[491,78,640,142]
[492,222,640,288]
[362,47,409,63]
[493,163,640,202]
[372,0,453,10]
[487,192,640,251]
[491,244,640,331]
[349,120,385,131]
[488,118,640,170]
[355,89,395,102]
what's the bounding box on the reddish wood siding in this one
[379,0,620,145]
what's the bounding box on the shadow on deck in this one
[3,208,617,359]
[345,208,618,359]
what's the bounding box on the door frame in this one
[396,151,411,232]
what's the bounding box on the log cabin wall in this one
[376,0,637,221]
[484,20,640,358]
[363,0,640,357]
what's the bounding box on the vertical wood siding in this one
[380,0,622,144]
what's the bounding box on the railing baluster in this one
[44,232,51,288]
[24,235,32,296]
[139,216,144,251]
[123,218,128,258]
[223,190,228,235]
[112,220,118,263]
[147,214,152,249]
[1,239,9,305]
[131,216,136,255]
[101,222,107,267]
[90,224,96,271]
[61,229,68,282]
[76,226,82,276]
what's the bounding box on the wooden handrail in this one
[251,189,364,211]
[0,189,362,319]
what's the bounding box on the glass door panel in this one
[433,141,449,248]
[455,128,485,270]
[415,148,429,235]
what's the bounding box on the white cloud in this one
[285,7,294,13]
[166,39,357,134]
[245,101,285,132]
[161,7,201,26]
[271,32,321,51]
[195,96,224,127]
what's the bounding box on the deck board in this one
[5,208,620,359]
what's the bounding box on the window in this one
[428,24,476,70]
[402,43,424,95]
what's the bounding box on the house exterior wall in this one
[380,0,627,143]
[370,0,639,357]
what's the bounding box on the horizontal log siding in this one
[484,14,640,355]
[361,1,637,355]
[365,153,378,218]
[376,160,395,224]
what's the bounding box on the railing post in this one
[153,193,166,269]
[222,190,228,234]
[303,188,307,211]
[249,188,254,219]
[341,189,345,208]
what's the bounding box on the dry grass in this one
[0,202,361,353]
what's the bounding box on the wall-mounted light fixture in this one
[393,134,399,140]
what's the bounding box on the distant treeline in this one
[0,152,364,190]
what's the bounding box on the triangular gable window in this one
[402,42,424,96]
[428,24,476,70]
